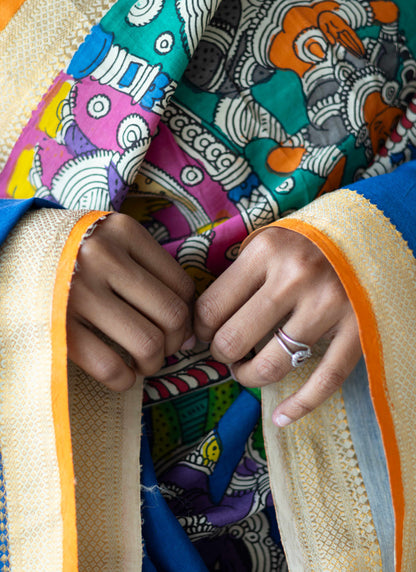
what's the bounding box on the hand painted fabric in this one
[1,0,416,570]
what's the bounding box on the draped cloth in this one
[258,171,416,570]
[1,0,416,569]
[0,207,144,570]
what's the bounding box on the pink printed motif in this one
[1,72,163,211]
[3,0,416,406]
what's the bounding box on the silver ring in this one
[274,328,312,368]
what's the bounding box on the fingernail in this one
[229,364,237,380]
[181,335,196,351]
[273,412,293,427]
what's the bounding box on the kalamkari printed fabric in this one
[1,0,416,570]
[2,0,416,406]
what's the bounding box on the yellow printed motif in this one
[38,80,72,139]
[7,149,36,199]
[201,433,221,465]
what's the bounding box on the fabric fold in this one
[2,0,416,569]
[259,184,416,570]
[0,207,144,570]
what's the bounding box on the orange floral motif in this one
[266,0,404,187]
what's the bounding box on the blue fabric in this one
[0,199,36,245]
[342,358,394,571]
[351,161,416,258]
[0,453,10,571]
[0,198,60,246]
[208,390,261,503]
[140,429,208,572]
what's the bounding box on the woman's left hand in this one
[194,226,362,427]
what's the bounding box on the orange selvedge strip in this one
[266,217,404,571]
[51,211,108,572]
[0,0,27,31]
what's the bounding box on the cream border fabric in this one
[264,189,416,570]
[0,0,116,171]
[0,208,87,569]
[0,208,143,570]
[263,347,382,571]
[68,364,143,571]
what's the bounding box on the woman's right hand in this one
[67,213,195,391]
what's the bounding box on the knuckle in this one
[285,258,315,286]
[291,393,314,416]
[77,233,102,262]
[255,356,285,383]
[212,329,240,362]
[110,370,136,391]
[107,213,146,243]
[316,368,345,396]
[285,246,326,282]
[77,230,118,270]
[133,328,165,376]
[138,329,164,361]
[94,358,120,384]
[321,275,345,303]
[247,230,276,259]
[95,355,135,391]
[109,212,135,232]
[194,296,219,329]
[164,296,189,331]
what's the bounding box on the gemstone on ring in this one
[274,328,312,368]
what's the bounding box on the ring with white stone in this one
[274,328,312,368]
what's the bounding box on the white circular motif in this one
[216,154,233,169]
[117,114,150,149]
[205,143,223,161]
[154,31,174,55]
[225,243,241,261]
[295,29,328,64]
[341,69,385,135]
[382,81,399,105]
[335,62,355,84]
[180,165,204,186]
[127,0,163,27]
[276,177,295,194]
[117,140,150,185]
[87,94,111,119]
[50,150,116,210]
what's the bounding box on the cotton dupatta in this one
[259,172,416,569]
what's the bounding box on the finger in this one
[67,317,136,391]
[209,283,294,364]
[272,313,362,426]
[106,256,192,355]
[77,235,193,352]
[70,282,166,376]
[231,292,345,388]
[105,214,195,303]
[194,242,269,342]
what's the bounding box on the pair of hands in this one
[67,214,361,426]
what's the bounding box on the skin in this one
[194,226,362,427]
[67,213,195,391]
[68,216,362,426]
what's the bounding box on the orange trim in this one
[269,218,404,570]
[51,211,108,572]
[0,0,27,31]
